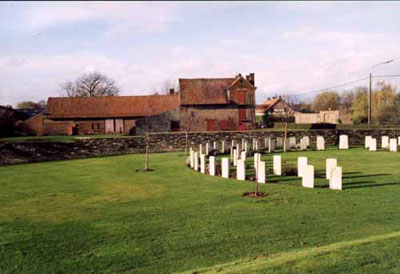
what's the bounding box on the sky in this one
[1,1,400,107]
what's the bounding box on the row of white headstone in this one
[189,149,284,182]
[197,135,328,157]
[189,150,343,190]
[365,136,399,152]
[298,157,342,190]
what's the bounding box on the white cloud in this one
[22,2,180,35]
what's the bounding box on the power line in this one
[294,76,369,97]
[372,74,400,78]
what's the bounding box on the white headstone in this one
[369,138,377,151]
[283,139,290,151]
[330,166,342,190]
[254,139,259,151]
[241,138,245,148]
[189,150,194,168]
[241,151,247,161]
[200,154,206,173]
[390,138,397,152]
[233,149,238,166]
[254,153,260,177]
[257,161,266,183]
[317,136,325,150]
[199,144,203,155]
[213,141,218,150]
[194,152,199,171]
[244,141,249,154]
[268,139,275,153]
[339,135,349,149]
[276,137,283,149]
[221,141,225,153]
[398,137,400,146]
[205,142,210,155]
[254,153,260,170]
[209,156,216,176]
[222,158,229,178]
[365,136,372,149]
[382,136,389,149]
[237,143,241,154]
[303,136,310,146]
[273,155,281,176]
[236,159,246,181]
[326,158,337,180]
[265,137,270,150]
[289,137,296,148]
[300,138,307,150]
[302,165,314,188]
[297,157,308,177]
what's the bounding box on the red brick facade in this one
[179,74,256,132]
[35,73,257,135]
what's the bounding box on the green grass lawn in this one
[1,147,400,273]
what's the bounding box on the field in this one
[1,147,400,273]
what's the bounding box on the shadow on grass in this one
[343,173,390,179]
[343,181,400,189]
[267,176,299,183]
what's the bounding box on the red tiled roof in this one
[46,94,179,119]
[179,78,236,105]
[256,98,281,114]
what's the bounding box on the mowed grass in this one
[0,147,400,273]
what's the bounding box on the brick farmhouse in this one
[35,73,257,135]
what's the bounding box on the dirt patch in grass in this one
[242,192,269,198]
[135,168,155,172]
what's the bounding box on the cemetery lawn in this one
[1,147,400,273]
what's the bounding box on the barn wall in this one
[179,105,255,132]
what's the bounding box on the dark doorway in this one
[171,121,180,132]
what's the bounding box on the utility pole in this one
[368,73,372,125]
[368,59,394,126]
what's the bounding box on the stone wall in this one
[3,128,400,165]
[135,108,180,135]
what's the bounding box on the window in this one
[238,108,247,121]
[246,94,254,105]
[238,91,246,104]
[219,120,228,130]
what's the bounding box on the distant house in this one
[44,94,180,135]
[294,109,352,125]
[294,110,339,124]
[255,97,295,127]
[179,73,257,131]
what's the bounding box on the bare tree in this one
[61,72,119,97]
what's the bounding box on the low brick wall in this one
[2,128,400,165]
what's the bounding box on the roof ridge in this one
[48,94,178,100]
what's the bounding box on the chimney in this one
[169,88,175,95]
[246,73,255,85]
